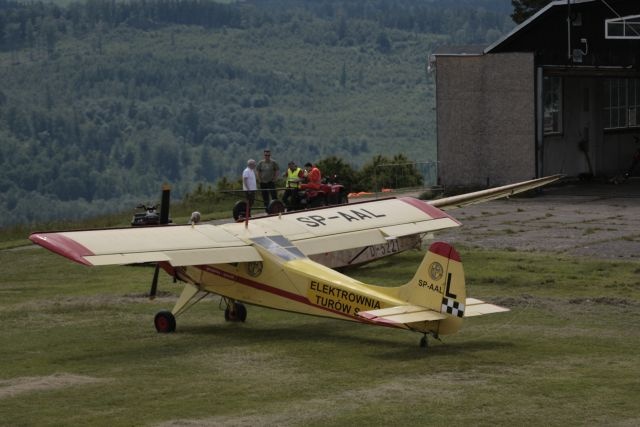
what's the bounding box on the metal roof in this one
[484,0,597,54]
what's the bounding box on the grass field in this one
[1,243,639,426]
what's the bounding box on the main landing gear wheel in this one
[154,310,176,333]
[224,302,247,322]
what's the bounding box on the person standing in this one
[282,160,303,208]
[256,149,280,210]
[242,159,257,214]
[301,162,322,190]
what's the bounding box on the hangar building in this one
[432,0,640,188]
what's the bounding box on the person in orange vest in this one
[300,162,321,190]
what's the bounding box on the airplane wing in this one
[228,197,460,256]
[29,225,263,266]
[29,197,460,266]
[430,174,563,210]
[29,175,561,267]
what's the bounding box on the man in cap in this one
[256,149,280,212]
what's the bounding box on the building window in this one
[543,76,562,134]
[604,78,640,129]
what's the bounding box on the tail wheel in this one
[154,310,176,333]
[420,335,428,348]
[224,302,247,322]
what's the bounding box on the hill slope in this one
[0,0,514,226]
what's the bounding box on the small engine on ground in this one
[131,185,172,226]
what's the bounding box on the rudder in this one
[401,242,467,324]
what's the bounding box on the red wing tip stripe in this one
[29,233,94,266]
[397,197,459,223]
[428,241,461,262]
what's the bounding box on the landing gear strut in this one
[224,301,247,322]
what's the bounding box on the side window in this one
[604,78,640,129]
[629,79,640,127]
[543,76,563,135]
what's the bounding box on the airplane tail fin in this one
[360,242,508,334]
[401,242,467,332]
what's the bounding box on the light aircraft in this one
[29,175,561,347]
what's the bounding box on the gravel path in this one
[437,184,640,259]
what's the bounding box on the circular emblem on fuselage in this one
[428,262,443,281]
[247,261,263,277]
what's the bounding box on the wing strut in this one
[149,264,161,300]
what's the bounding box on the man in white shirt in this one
[242,159,257,214]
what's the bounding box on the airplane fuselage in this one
[176,259,403,325]
[170,242,461,335]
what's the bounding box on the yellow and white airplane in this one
[29,175,560,347]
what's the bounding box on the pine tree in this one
[511,0,553,24]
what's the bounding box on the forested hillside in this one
[0,0,514,226]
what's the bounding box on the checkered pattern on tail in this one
[441,297,465,317]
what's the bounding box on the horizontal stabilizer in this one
[464,298,510,317]
[358,304,447,325]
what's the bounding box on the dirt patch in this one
[0,373,106,399]
[495,293,637,307]
[568,296,634,306]
[154,372,477,427]
[492,294,539,308]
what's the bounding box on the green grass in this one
[0,246,639,426]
